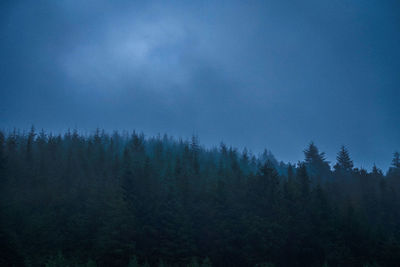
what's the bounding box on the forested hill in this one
[1,128,400,267]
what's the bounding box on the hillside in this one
[0,128,399,266]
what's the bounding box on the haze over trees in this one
[0,128,399,266]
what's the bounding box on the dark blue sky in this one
[1,0,399,170]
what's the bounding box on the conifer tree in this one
[388,151,400,178]
[26,126,35,162]
[296,163,310,201]
[303,142,330,181]
[0,131,5,175]
[392,152,400,168]
[0,128,399,266]
[334,146,354,172]
[304,142,325,164]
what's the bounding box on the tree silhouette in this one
[0,128,398,267]
[334,146,354,172]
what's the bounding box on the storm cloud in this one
[1,0,399,170]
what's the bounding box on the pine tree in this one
[283,164,297,204]
[303,142,330,181]
[372,164,383,177]
[304,142,325,164]
[388,151,400,178]
[190,135,200,176]
[26,126,36,162]
[249,161,281,216]
[1,128,400,266]
[296,163,310,201]
[0,131,5,175]
[392,152,400,168]
[334,146,353,172]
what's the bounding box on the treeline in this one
[0,128,400,267]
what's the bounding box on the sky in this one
[0,0,399,171]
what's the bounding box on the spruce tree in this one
[296,163,310,201]
[388,151,400,178]
[303,142,330,181]
[0,131,5,175]
[334,146,354,172]
[392,152,400,168]
[304,142,324,164]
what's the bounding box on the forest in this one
[0,128,399,267]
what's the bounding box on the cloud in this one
[63,20,182,87]
[0,0,399,170]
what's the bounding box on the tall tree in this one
[388,151,400,179]
[392,152,400,168]
[303,142,331,181]
[26,126,36,162]
[296,163,310,202]
[334,146,354,172]
[1,128,400,266]
[0,131,5,177]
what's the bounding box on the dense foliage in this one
[0,128,399,266]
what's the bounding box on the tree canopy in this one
[0,128,399,267]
